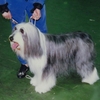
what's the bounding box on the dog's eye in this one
[14,27,17,30]
[20,28,24,34]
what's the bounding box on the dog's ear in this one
[23,25,43,57]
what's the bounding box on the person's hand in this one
[31,9,41,20]
[2,11,12,19]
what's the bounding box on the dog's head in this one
[9,22,42,58]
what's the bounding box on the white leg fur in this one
[30,71,43,87]
[35,73,56,94]
[82,67,99,85]
[30,76,38,87]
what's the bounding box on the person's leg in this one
[8,1,29,78]
[17,56,29,78]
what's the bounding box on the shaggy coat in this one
[9,22,99,94]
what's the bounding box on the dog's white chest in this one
[27,55,47,74]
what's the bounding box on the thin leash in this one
[11,18,18,24]
[26,18,36,80]
[25,74,32,80]
[11,17,36,25]
[29,17,36,26]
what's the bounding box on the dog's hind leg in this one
[82,67,99,85]
[75,40,99,84]
[76,61,99,85]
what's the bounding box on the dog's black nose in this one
[9,36,13,41]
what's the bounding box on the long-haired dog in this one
[9,22,99,94]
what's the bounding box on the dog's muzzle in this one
[9,35,20,50]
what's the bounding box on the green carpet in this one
[0,0,100,100]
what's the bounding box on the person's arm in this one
[30,0,45,20]
[0,1,9,14]
[0,1,12,19]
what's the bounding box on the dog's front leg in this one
[35,73,56,94]
[30,71,42,87]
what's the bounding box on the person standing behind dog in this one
[0,0,47,78]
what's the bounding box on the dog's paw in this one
[82,67,99,85]
[30,77,37,86]
[35,84,50,94]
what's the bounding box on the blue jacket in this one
[0,0,45,5]
[0,0,6,4]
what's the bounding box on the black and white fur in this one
[9,22,99,93]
